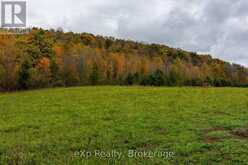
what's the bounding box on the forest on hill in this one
[0,28,248,91]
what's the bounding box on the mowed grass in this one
[1,87,248,164]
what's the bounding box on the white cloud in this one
[27,0,248,66]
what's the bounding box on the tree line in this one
[0,28,248,91]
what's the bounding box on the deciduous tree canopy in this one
[0,28,248,91]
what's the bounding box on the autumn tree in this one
[0,28,248,90]
[0,36,19,90]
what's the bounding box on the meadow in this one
[1,87,248,164]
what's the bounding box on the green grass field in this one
[1,87,248,164]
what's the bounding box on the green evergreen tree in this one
[18,60,31,89]
[90,63,99,85]
[50,59,63,86]
[125,73,134,85]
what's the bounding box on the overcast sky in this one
[26,0,248,66]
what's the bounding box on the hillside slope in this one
[0,28,248,91]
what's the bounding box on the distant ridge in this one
[0,27,247,91]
